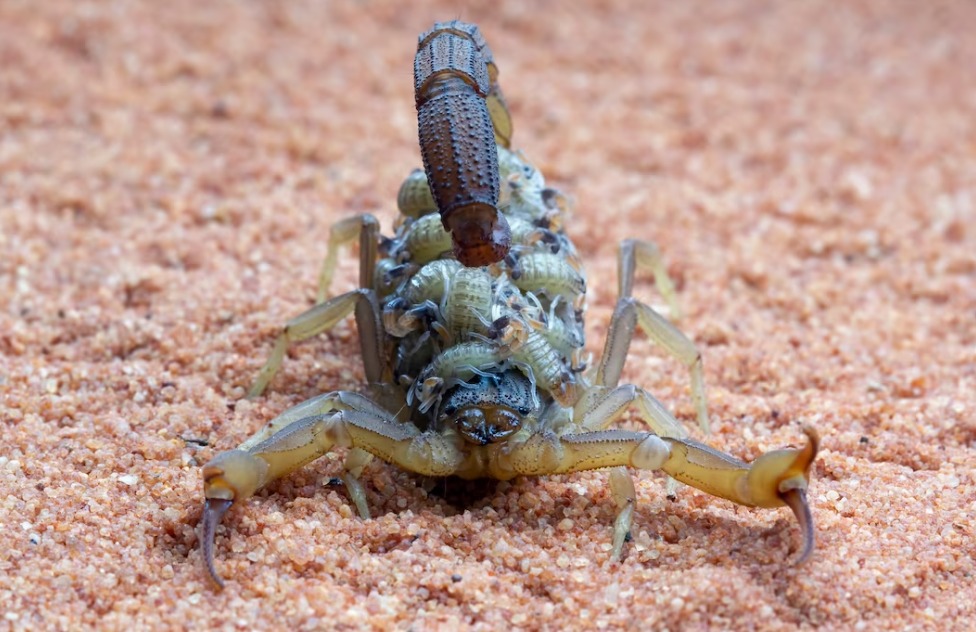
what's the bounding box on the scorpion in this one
[199,20,818,588]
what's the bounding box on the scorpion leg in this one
[608,467,636,561]
[341,447,375,519]
[575,383,688,439]
[249,213,382,397]
[595,295,709,434]
[316,213,379,303]
[247,288,383,397]
[239,390,385,519]
[201,399,464,587]
[573,382,690,558]
[494,427,818,563]
[231,215,385,564]
[617,239,681,319]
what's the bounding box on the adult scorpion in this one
[199,21,818,588]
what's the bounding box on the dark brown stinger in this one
[414,21,512,267]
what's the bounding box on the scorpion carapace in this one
[440,370,533,445]
[199,21,819,589]
[415,20,510,267]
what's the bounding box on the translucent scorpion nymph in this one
[199,21,819,588]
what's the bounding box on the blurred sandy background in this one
[1,0,974,629]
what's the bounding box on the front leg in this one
[617,239,681,319]
[595,296,709,433]
[597,239,709,433]
[316,213,380,302]
[248,212,383,398]
[247,288,384,397]
[572,382,689,556]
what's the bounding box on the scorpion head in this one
[438,370,534,445]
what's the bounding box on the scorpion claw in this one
[771,426,818,564]
[781,487,814,565]
[202,498,233,589]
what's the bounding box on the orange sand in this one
[1,1,973,630]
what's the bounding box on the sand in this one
[1,0,974,630]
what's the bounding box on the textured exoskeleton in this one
[199,20,819,588]
[415,21,511,266]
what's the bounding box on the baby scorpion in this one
[199,20,819,588]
